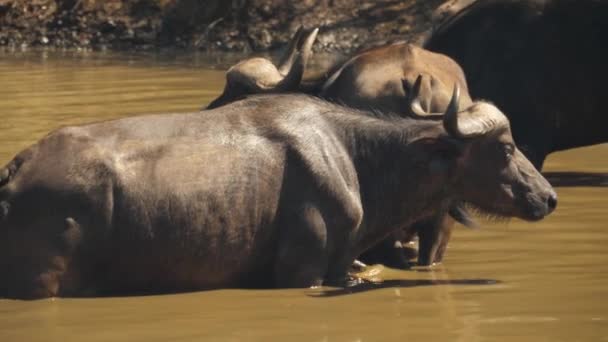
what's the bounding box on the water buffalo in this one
[206,28,481,268]
[0,92,556,299]
[424,0,608,168]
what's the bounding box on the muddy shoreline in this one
[0,0,465,53]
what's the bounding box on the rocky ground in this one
[0,0,467,53]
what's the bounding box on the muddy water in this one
[0,50,606,342]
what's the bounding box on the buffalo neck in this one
[330,113,454,252]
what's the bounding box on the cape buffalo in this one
[206,28,481,268]
[0,92,556,299]
[318,43,479,268]
[318,41,473,116]
[424,0,608,168]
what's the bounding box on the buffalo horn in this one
[444,91,510,138]
[441,85,462,136]
[405,75,444,120]
[277,26,305,76]
[268,27,319,91]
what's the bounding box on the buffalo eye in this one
[503,143,515,161]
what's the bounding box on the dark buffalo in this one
[318,42,481,268]
[424,0,608,168]
[0,92,555,299]
[206,28,479,267]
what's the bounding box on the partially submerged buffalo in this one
[206,28,479,267]
[0,92,556,299]
[424,0,608,168]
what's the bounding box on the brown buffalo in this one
[206,26,318,109]
[0,92,556,299]
[319,41,472,116]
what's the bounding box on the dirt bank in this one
[0,0,465,52]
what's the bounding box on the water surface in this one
[0,50,606,342]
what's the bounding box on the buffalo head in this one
[410,79,557,221]
[206,27,319,109]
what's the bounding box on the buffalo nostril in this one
[547,192,558,212]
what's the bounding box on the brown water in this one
[0,50,606,342]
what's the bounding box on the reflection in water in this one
[309,278,499,297]
[0,50,607,342]
[544,172,608,187]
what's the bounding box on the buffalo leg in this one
[274,205,329,288]
[416,214,454,266]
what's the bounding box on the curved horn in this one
[444,92,510,138]
[278,26,305,76]
[298,27,319,69]
[442,85,462,136]
[404,75,444,119]
[265,52,304,91]
[277,26,319,77]
[272,27,319,92]
[216,26,317,101]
